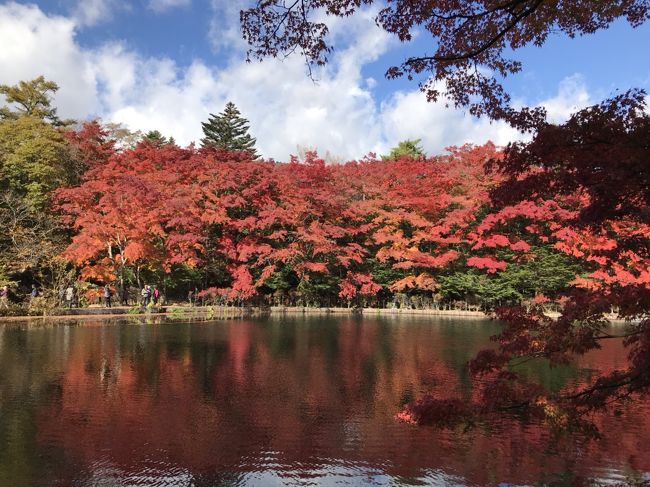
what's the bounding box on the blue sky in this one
[1,0,649,159]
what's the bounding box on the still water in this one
[0,315,647,486]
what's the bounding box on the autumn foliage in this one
[397,94,650,430]
[53,92,650,430]
[56,136,506,304]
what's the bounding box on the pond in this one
[0,315,647,486]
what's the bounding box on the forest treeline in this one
[0,77,644,316]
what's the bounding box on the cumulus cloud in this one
[86,6,393,158]
[148,0,191,14]
[0,2,596,161]
[379,89,525,155]
[0,2,98,118]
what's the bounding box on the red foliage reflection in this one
[35,319,650,484]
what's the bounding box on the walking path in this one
[0,305,630,323]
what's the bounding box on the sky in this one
[1,0,649,160]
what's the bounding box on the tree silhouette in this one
[241,1,648,130]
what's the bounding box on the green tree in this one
[0,77,77,206]
[0,77,75,289]
[143,130,175,146]
[0,76,71,125]
[439,247,580,309]
[201,102,259,157]
[382,139,426,160]
[0,116,73,208]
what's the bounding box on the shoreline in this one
[0,305,630,323]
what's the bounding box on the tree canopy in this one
[1,72,648,438]
[382,139,426,160]
[399,94,650,430]
[0,76,71,125]
[143,130,175,146]
[0,77,78,287]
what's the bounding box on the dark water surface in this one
[0,316,647,486]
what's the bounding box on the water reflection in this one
[0,316,648,486]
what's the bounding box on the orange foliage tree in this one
[399,93,650,430]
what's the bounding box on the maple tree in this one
[56,142,207,291]
[55,131,582,311]
[241,0,648,129]
[58,130,512,306]
[64,120,116,181]
[48,93,648,434]
[399,93,650,431]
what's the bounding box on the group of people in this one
[139,285,161,307]
[101,284,161,308]
[59,285,77,308]
[1,282,167,311]
[0,284,76,309]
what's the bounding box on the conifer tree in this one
[200,102,258,158]
[382,139,426,160]
[143,130,174,146]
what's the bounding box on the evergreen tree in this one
[0,76,73,126]
[143,130,174,146]
[201,102,258,157]
[382,139,426,160]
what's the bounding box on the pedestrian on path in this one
[0,285,9,309]
[141,285,152,306]
[103,284,112,308]
[65,285,75,308]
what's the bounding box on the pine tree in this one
[381,139,426,160]
[201,102,258,158]
[143,130,174,146]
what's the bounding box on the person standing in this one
[118,284,129,306]
[103,284,112,308]
[30,284,39,299]
[0,285,9,309]
[65,285,75,308]
[141,285,151,306]
[153,286,160,305]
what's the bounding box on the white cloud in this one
[0,2,98,118]
[538,74,592,122]
[379,89,525,155]
[89,6,393,158]
[208,0,249,54]
[0,2,596,161]
[72,0,122,27]
[148,0,191,14]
